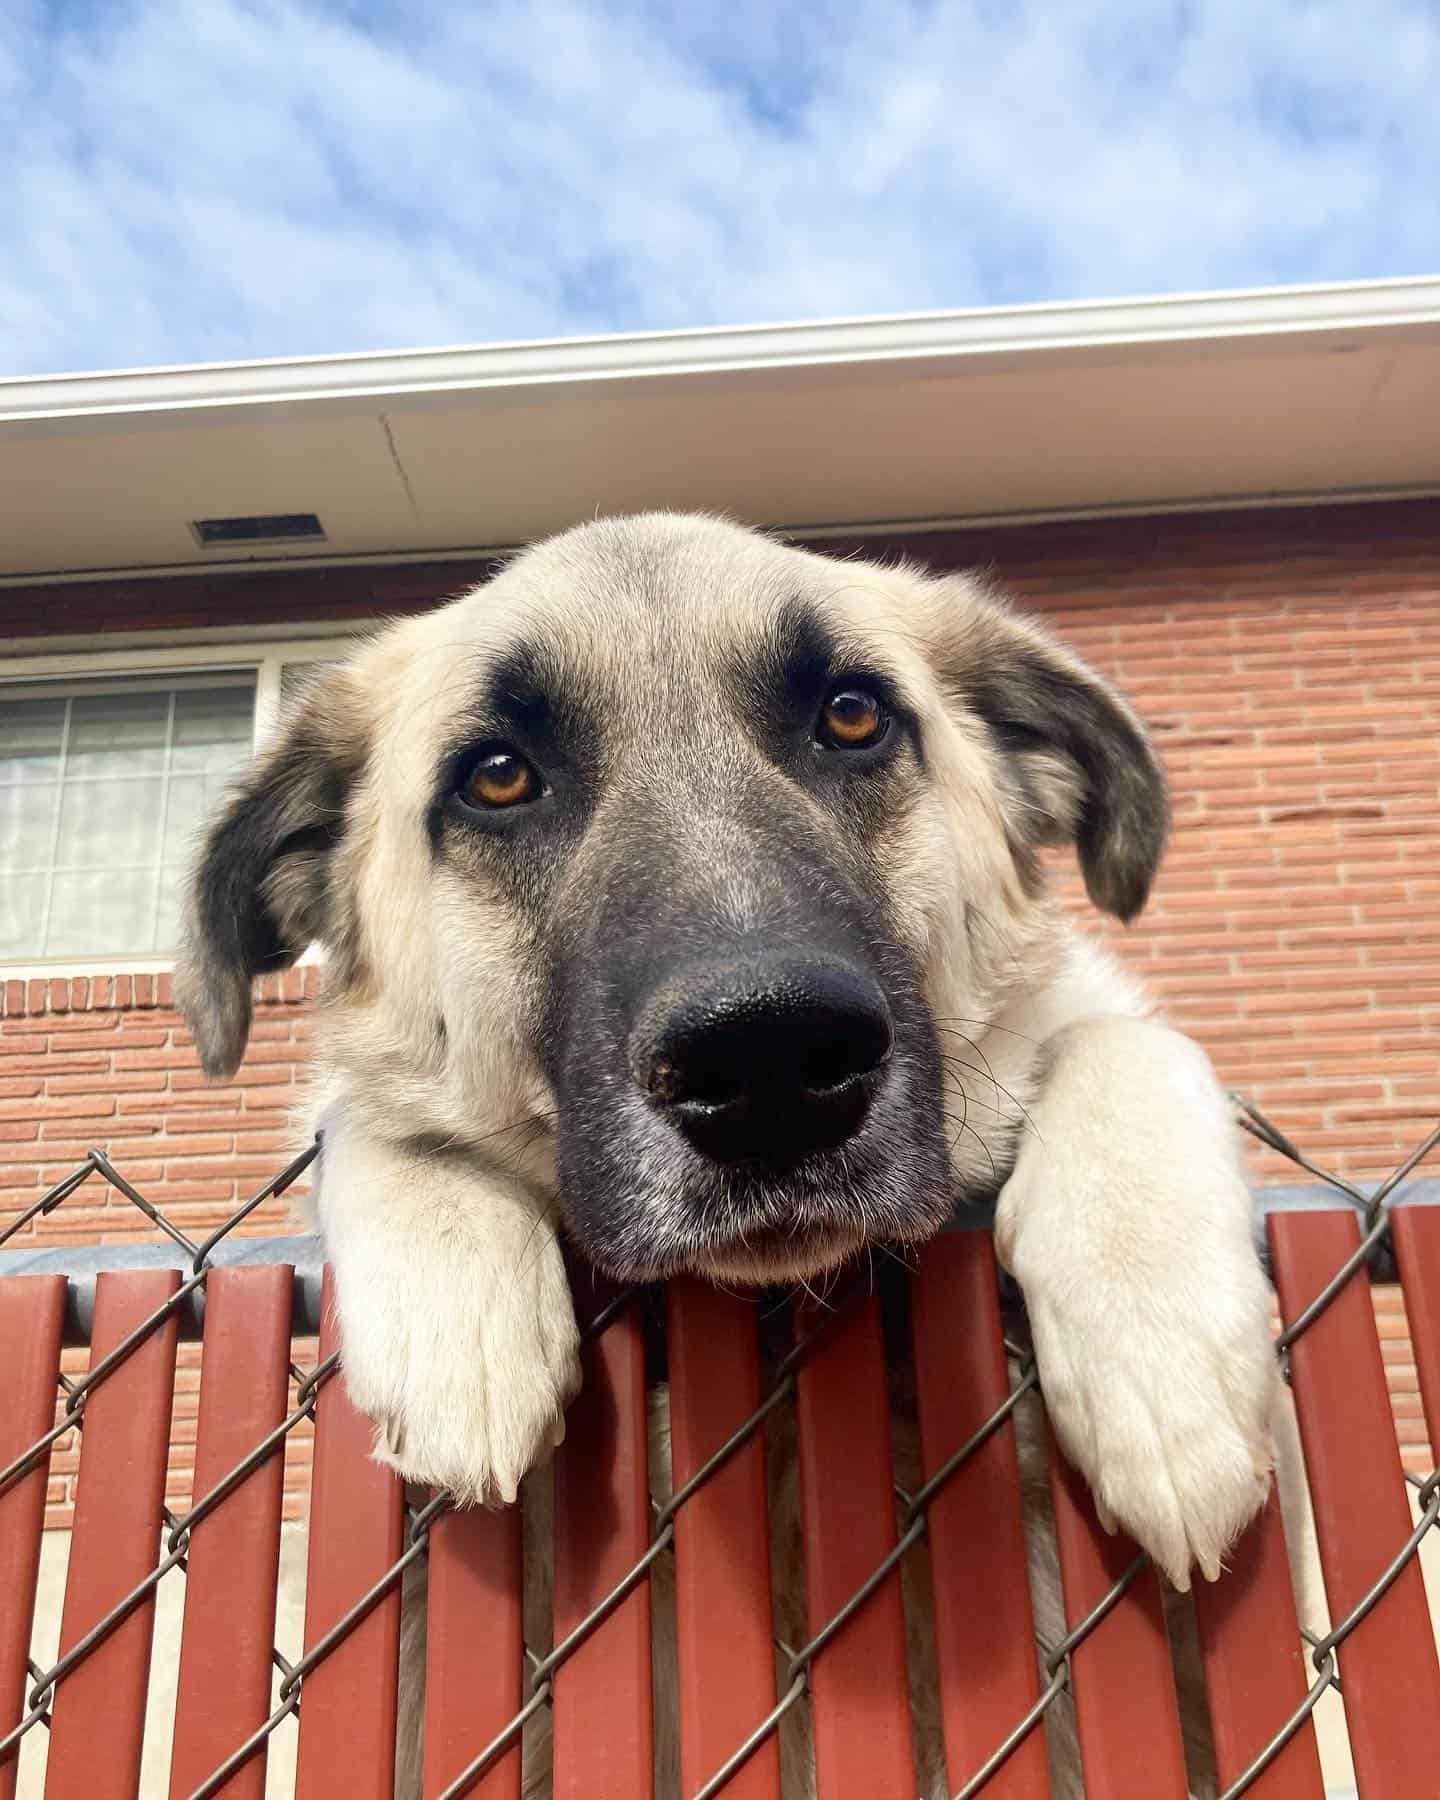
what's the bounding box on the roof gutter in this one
[4,274,1439,427]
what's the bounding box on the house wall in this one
[4,496,1437,1524]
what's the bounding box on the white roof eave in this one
[4,274,1439,426]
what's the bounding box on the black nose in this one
[639,958,893,1166]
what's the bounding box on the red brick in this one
[40,1010,126,1032]
[37,1108,123,1137]
[233,1129,304,1156]
[0,1093,116,1120]
[157,1137,237,1160]
[0,1139,68,1164]
[238,1086,301,1113]
[237,1018,295,1043]
[162,1087,243,1111]
[48,1071,169,1096]
[24,1205,119,1239]
[169,1065,292,1092]
[162,1108,248,1133]
[97,1161,166,1188]
[111,1044,183,1068]
[1,1054,110,1080]
[123,1006,182,1031]
[146,1182,237,1205]
[161,1153,263,1181]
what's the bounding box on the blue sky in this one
[2,0,1437,377]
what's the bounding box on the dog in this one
[175,512,1283,1795]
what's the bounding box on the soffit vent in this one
[190,512,326,547]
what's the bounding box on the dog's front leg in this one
[995,1016,1276,1590]
[313,1114,580,1506]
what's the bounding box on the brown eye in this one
[819,686,888,749]
[460,748,542,809]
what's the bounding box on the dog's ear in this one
[175,665,368,1078]
[928,580,1169,921]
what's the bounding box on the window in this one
[0,639,352,969]
[1,676,256,959]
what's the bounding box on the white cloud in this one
[1,0,1436,376]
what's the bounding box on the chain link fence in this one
[2,1106,1438,1800]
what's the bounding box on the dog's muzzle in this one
[632,953,893,1169]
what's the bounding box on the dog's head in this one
[176,514,1165,1281]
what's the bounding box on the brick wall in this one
[0,971,317,1231]
[4,497,1437,1518]
[1000,547,1439,1184]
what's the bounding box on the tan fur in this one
[177,513,1288,1797]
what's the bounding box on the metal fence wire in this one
[1,1104,1439,1800]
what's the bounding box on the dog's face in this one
[176,515,1166,1282]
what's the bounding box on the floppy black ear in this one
[175,668,367,1077]
[935,582,1168,921]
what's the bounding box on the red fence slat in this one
[794,1294,914,1800]
[294,1267,405,1800]
[169,1265,293,1800]
[551,1291,651,1800]
[667,1278,779,1800]
[422,1506,523,1800]
[45,1269,181,1800]
[1192,1487,1325,1797]
[1046,1437,1189,1800]
[910,1236,1048,1798]
[1392,1203,1440,1465]
[1268,1209,1440,1791]
[0,1276,65,1800]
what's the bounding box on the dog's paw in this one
[1018,1247,1277,1590]
[337,1224,581,1507]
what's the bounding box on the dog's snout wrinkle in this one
[638,957,892,1167]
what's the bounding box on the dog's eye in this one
[457,746,542,809]
[817,686,889,750]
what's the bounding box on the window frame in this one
[0,633,355,978]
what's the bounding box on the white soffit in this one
[1,275,1438,583]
